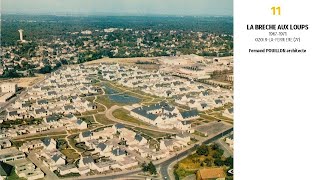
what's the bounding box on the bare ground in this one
[0,74,45,87]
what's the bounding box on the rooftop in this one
[197,168,226,179]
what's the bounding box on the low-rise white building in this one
[130,102,195,131]
[223,108,233,119]
[14,160,45,180]
[41,138,57,151]
[57,164,79,176]
[0,83,17,93]
[0,147,25,162]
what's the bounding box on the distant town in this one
[0,15,233,78]
[0,15,233,180]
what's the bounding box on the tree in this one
[56,139,67,150]
[213,148,224,158]
[61,59,68,64]
[142,162,149,172]
[196,145,209,156]
[224,156,233,167]
[54,62,62,69]
[211,143,219,150]
[39,65,52,74]
[148,162,157,175]
[214,158,224,166]
[142,162,157,175]
[217,149,224,157]
[204,158,213,166]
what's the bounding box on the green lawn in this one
[7,168,27,180]
[135,127,170,138]
[107,82,155,99]
[81,104,106,116]
[85,96,95,102]
[94,114,115,125]
[205,112,233,124]
[199,114,218,121]
[214,103,233,112]
[12,133,67,143]
[0,118,43,129]
[68,135,85,153]
[193,131,207,137]
[96,95,121,108]
[54,170,80,178]
[148,138,160,150]
[112,109,149,126]
[79,115,95,125]
[215,114,233,121]
[174,167,196,180]
[61,149,80,161]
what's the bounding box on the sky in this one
[1,0,233,16]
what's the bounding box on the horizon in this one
[1,0,233,16]
[1,13,233,18]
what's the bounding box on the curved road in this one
[84,103,233,180]
[159,128,234,180]
[71,128,233,180]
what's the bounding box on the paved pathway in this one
[28,151,59,180]
[64,131,82,160]
[124,147,149,164]
[12,127,67,140]
[217,138,233,157]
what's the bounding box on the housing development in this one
[0,55,233,179]
[0,14,233,180]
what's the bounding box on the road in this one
[28,151,60,180]
[5,76,232,180]
[0,76,46,115]
[67,128,233,180]
[159,128,234,180]
[217,138,233,158]
[0,87,27,112]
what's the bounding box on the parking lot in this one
[195,121,232,136]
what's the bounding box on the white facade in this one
[18,29,24,41]
[0,83,17,93]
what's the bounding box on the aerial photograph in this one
[0,0,233,180]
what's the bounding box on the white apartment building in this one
[0,83,17,93]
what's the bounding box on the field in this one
[61,149,80,162]
[112,108,149,126]
[94,114,115,125]
[96,95,122,108]
[67,135,85,153]
[134,127,170,138]
[81,104,105,116]
[12,132,67,142]
[0,74,45,87]
[6,170,27,180]
[79,115,96,125]
[11,134,67,149]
